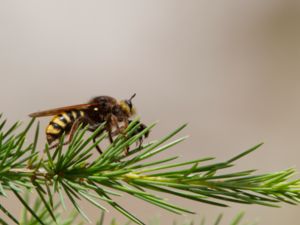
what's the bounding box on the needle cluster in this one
[0,114,299,225]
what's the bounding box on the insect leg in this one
[93,136,103,154]
[110,118,130,137]
[105,114,118,144]
[87,124,105,155]
[106,115,130,155]
[111,116,130,155]
[107,127,114,144]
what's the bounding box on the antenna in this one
[129,93,136,101]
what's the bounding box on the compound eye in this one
[113,107,120,114]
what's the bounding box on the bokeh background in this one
[0,0,300,224]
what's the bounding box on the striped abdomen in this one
[46,110,85,144]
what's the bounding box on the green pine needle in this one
[0,115,299,224]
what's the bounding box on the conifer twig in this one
[0,116,299,224]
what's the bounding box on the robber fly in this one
[29,94,149,154]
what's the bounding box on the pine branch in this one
[0,115,299,224]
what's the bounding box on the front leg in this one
[110,119,129,137]
[107,116,130,155]
[101,113,120,145]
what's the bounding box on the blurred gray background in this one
[0,0,300,224]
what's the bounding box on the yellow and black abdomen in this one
[46,110,84,144]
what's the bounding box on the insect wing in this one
[29,103,98,117]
